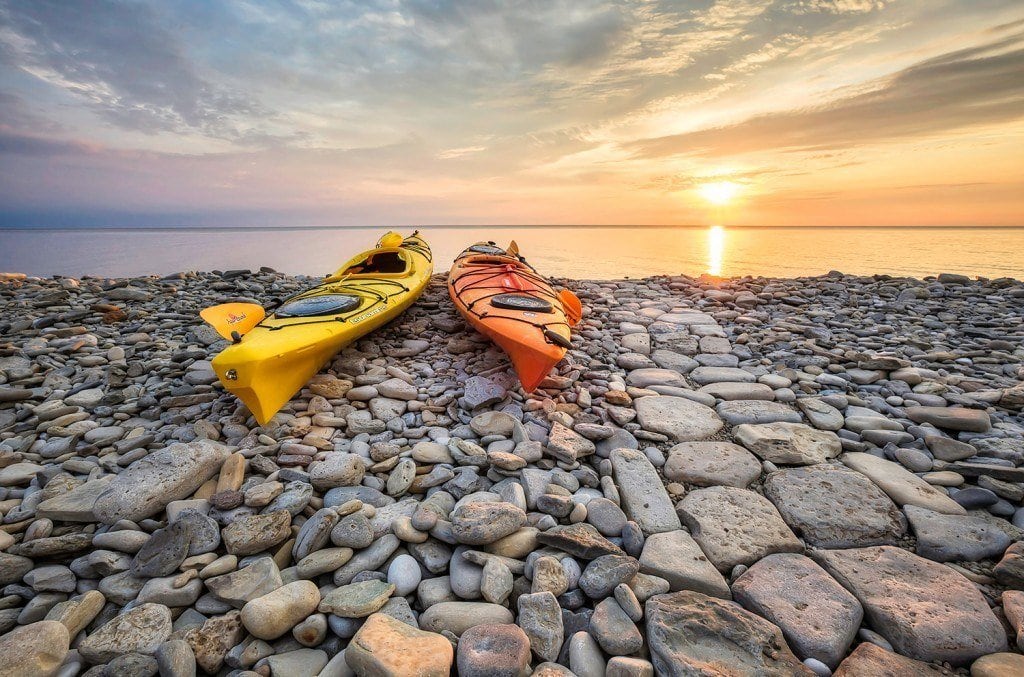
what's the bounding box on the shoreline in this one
[1,268,1023,675]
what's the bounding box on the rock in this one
[241,580,321,639]
[764,465,906,548]
[206,556,282,607]
[591,597,643,655]
[606,656,655,677]
[994,541,1024,587]
[418,601,514,636]
[585,497,628,537]
[734,423,842,465]
[970,653,1024,677]
[796,399,845,431]
[182,611,244,673]
[646,590,811,675]
[579,554,640,599]
[222,510,292,555]
[547,423,596,462]
[569,631,606,677]
[155,640,196,677]
[716,400,803,426]
[813,545,1006,664]
[841,452,966,515]
[904,505,1012,562]
[451,502,527,545]
[906,406,991,432]
[132,521,192,577]
[733,554,863,669]
[832,641,948,676]
[319,580,395,618]
[457,623,532,677]
[264,648,328,675]
[36,475,115,522]
[664,442,762,488]
[78,603,173,663]
[535,523,624,559]
[678,486,802,572]
[0,553,33,585]
[634,395,724,442]
[463,376,506,409]
[638,530,730,598]
[308,453,365,491]
[610,448,682,534]
[470,411,517,436]
[345,613,453,677]
[44,589,105,638]
[0,620,70,677]
[517,592,563,663]
[93,439,230,524]
[626,368,688,389]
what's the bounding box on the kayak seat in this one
[346,252,408,275]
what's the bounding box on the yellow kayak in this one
[208,231,432,425]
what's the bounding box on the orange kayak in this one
[448,241,582,392]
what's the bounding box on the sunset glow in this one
[0,1,1022,227]
[699,182,741,206]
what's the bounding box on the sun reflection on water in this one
[708,225,725,276]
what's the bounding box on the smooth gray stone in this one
[904,505,1012,562]
[610,449,681,535]
[638,530,729,599]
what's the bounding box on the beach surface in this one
[1,268,1023,675]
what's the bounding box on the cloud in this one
[0,0,271,140]
[628,31,1024,158]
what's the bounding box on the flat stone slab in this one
[634,396,723,442]
[904,505,1011,562]
[699,382,775,401]
[625,368,688,389]
[93,439,231,524]
[796,398,844,431]
[841,453,966,515]
[813,545,1007,665]
[664,442,762,488]
[733,553,863,669]
[610,449,681,535]
[716,401,803,426]
[678,486,803,573]
[690,367,755,385]
[36,475,115,522]
[646,591,811,676]
[650,350,697,374]
[906,406,991,433]
[734,422,842,465]
[638,530,730,599]
[764,465,906,548]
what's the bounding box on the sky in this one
[1,0,1022,228]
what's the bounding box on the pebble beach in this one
[1,267,1023,677]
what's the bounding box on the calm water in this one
[1,226,1022,280]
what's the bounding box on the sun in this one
[698,181,740,205]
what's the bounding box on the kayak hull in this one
[448,242,572,392]
[211,232,432,424]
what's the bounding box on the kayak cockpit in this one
[342,250,410,276]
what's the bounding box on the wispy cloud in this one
[629,31,1024,158]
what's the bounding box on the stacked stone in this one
[0,268,1021,676]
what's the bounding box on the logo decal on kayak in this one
[352,304,387,323]
[226,312,247,324]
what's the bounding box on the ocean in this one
[1,226,1022,280]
